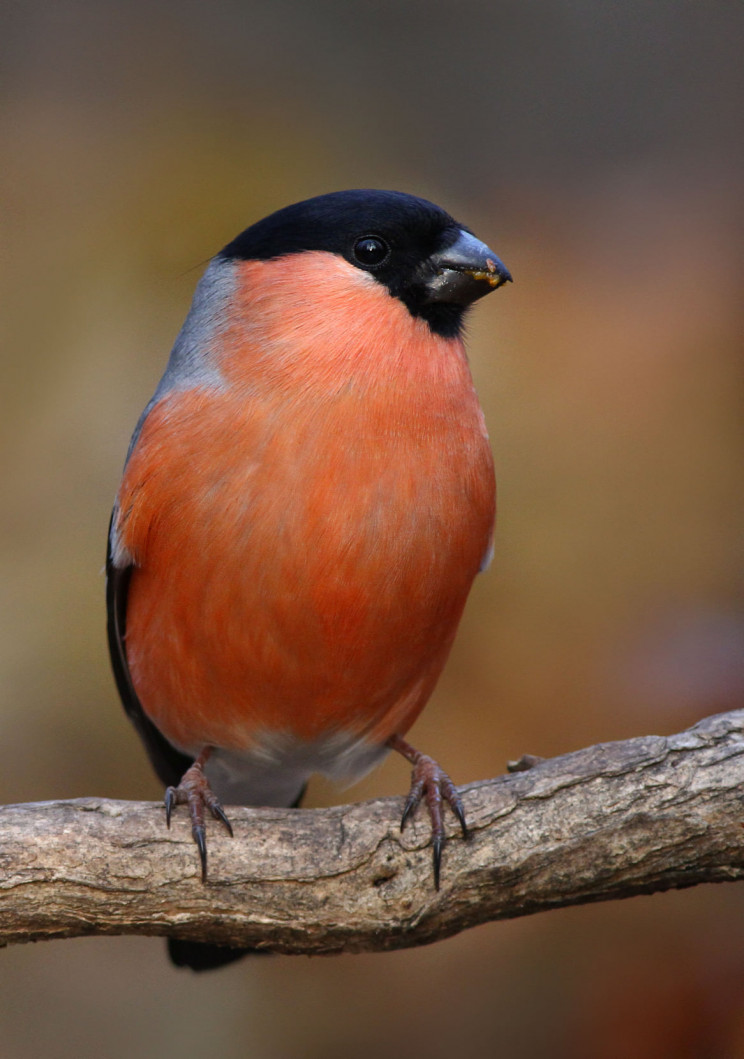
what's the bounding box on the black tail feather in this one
[167,939,264,971]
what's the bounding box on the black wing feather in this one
[106,512,193,788]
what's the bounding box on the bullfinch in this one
[107,189,511,969]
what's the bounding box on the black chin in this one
[400,297,468,338]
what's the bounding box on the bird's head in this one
[219,189,511,339]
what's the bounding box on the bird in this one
[107,188,511,970]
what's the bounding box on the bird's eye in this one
[352,235,390,267]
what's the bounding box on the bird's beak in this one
[422,229,512,305]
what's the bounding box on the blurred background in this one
[1,1,743,1055]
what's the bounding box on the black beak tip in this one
[480,262,512,290]
[478,253,513,289]
[424,230,512,305]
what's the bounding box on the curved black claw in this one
[390,735,468,891]
[165,785,177,827]
[194,825,208,882]
[210,802,234,837]
[164,752,233,882]
[431,835,444,891]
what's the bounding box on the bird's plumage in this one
[107,189,510,969]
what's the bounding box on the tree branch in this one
[2,710,744,955]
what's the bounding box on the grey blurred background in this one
[1,1,743,1056]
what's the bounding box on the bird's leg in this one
[164,746,233,882]
[387,733,468,891]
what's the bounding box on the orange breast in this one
[116,254,495,755]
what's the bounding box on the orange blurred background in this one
[1,2,743,1056]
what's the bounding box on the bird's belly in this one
[204,733,391,807]
[122,389,495,757]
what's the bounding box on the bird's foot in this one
[387,733,468,890]
[165,747,233,882]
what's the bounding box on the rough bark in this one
[1,710,743,955]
